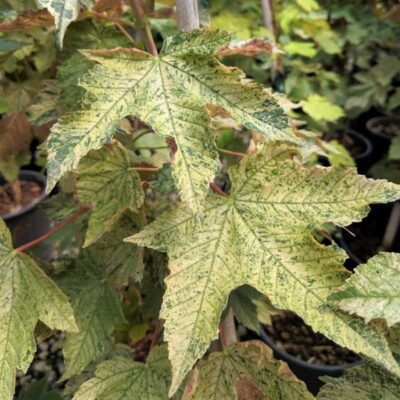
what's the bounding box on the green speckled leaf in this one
[58,253,126,379]
[127,142,400,395]
[86,212,143,286]
[73,345,172,400]
[184,340,313,400]
[0,219,77,400]
[36,0,79,48]
[46,29,297,212]
[76,142,144,247]
[330,252,400,327]
[318,362,400,400]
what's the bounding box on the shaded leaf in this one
[0,219,77,400]
[184,340,313,400]
[17,378,62,400]
[58,252,126,379]
[330,252,400,327]
[318,362,400,400]
[76,142,144,247]
[73,345,172,400]
[128,142,400,395]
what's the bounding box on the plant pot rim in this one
[345,128,373,161]
[366,116,400,140]
[0,170,47,221]
[259,324,363,373]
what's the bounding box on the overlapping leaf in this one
[318,362,400,399]
[73,345,172,400]
[76,142,144,247]
[128,142,400,395]
[46,29,298,212]
[184,340,313,399]
[36,0,80,48]
[57,252,126,379]
[330,252,400,327]
[0,219,77,400]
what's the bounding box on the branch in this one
[129,0,158,56]
[209,182,228,197]
[176,0,200,31]
[15,206,90,253]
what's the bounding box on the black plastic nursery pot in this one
[337,203,400,270]
[344,129,373,174]
[259,326,363,395]
[1,170,52,259]
[366,116,400,156]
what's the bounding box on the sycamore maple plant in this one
[1,2,400,399]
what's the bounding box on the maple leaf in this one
[317,362,400,400]
[57,251,126,379]
[330,252,400,327]
[128,142,400,395]
[36,0,80,48]
[183,340,313,399]
[46,30,298,212]
[0,219,77,400]
[75,142,144,247]
[73,345,173,400]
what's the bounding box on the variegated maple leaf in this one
[0,219,77,400]
[330,252,400,327]
[127,142,400,395]
[184,340,313,399]
[46,30,298,212]
[36,0,80,48]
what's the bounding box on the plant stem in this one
[131,166,159,172]
[150,319,161,351]
[176,0,200,31]
[217,148,246,157]
[130,0,158,56]
[219,308,237,349]
[209,182,227,197]
[382,202,400,250]
[15,206,90,253]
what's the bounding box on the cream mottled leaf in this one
[46,29,297,212]
[0,219,77,400]
[184,340,313,400]
[58,253,126,379]
[36,0,79,48]
[128,143,400,395]
[318,362,400,400]
[73,345,172,400]
[76,143,144,247]
[330,252,400,327]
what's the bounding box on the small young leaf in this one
[76,143,144,247]
[184,341,314,399]
[128,142,400,395]
[0,219,77,400]
[73,345,172,400]
[330,252,400,327]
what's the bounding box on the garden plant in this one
[0,0,400,399]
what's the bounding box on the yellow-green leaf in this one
[184,340,314,399]
[46,29,298,212]
[73,345,172,400]
[0,219,77,400]
[58,252,126,379]
[330,252,400,327]
[302,95,344,122]
[76,142,144,247]
[36,0,79,48]
[128,142,400,395]
[318,362,400,400]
